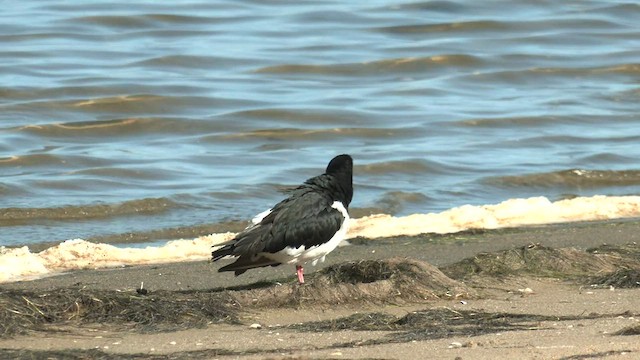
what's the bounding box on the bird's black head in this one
[326,154,353,176]
[325,154,353,207]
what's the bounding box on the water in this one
[2,0,640,248]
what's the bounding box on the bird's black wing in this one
[263,189,345,252]
[212,186,345,261]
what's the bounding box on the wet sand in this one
[1,219,640,359]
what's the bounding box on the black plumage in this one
[211,154,353,283]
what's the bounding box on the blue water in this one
[1,0,640,247]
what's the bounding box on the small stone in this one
[169,341,177,345]
[449,341,463,348]
[250,323,262,329]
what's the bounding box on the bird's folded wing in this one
[233,191,345,256]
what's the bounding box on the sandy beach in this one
[1,219,640,359]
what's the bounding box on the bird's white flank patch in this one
[251,208,272,225]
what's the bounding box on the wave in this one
[2,195,639,284]
[255,55,483,76]
[257,58,638,84]
[14,117,223,138]
[65,13,255,29]
[65,13,221,29]
[487,169,640,188]
[4,94,230,117]
[457,115,574,128]
[457,114,640,129]
[0,153,108,168]
[210,126,425,142]
[463,63,640,85]
[356,159,464,176]
[359,191,431,216]
[0,197,176,224]
[377,17,622,35]
[377,20,510,34]
[131,55,254,69]
[225,108,367,125]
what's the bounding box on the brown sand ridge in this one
[1,220,640,359]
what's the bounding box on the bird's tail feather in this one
[218,255,281,275]
[211,245,234,261]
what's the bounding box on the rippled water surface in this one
[2,0,640,247]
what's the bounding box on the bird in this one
[212,154,353,284]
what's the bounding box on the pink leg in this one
[296,265,304,284]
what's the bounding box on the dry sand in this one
[1,219,640,359]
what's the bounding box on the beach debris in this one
[0,287,239,337]
[249,323,262,329]
[442,242,640,281]
[136,281,148,295]
[449,341,463,349]
[588,267,640,289]
[3,243,640,342]
[614,324,640,336]
[229,258,475,308]
[518,287,534,295]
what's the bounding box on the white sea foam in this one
[348,195,640,238]
[0,233,236,284]
[1,195,639,284]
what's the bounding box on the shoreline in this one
[1,218,639,359]
[2,193,640,285]
[3,217,640,291]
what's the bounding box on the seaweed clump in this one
[0,288,238,338]
[287,308,634,344]
[288,308,556,341]
[589,268,640,288]
[441,243,638,280]
[235,258,475,308]
[613,324,640,336]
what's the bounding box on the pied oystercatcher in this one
[211,154,353,284]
